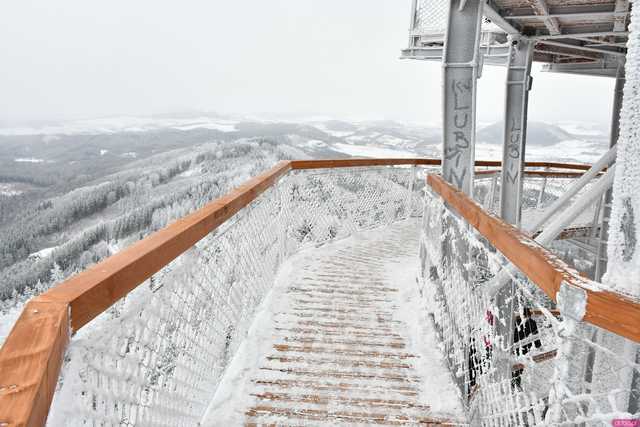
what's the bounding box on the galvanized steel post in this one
[500,37,534,226]
[442,0,483,194]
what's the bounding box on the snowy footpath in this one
[202,219,465,426]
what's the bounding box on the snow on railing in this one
[422,174,640,425]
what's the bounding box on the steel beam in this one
[442,0,484,194]
[539,39,626,57]
[401,45,510,65]
[506,4,621,17]
[533,30,629,40]
[484,1,521,35]
[506,10,628,21]
[532,0,561,35]
[541,61,619,78]
[500,38,534,226]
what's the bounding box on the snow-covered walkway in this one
[202,220,464,426]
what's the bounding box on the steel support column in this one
[442,0,483,194]
[500,38,534,226]
[495,38,534,389]
[441,2,484,401]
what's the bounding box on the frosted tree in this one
[50,262,65,285]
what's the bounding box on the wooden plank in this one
[290,159,591,171]
[44,160,293,330]
[512,349,559,371]
[290,158,440,169]
[524,170,595,178]
[0,298,69,427]
[522,161,591,170]
[476,170,589,178]
[475,170,500,176]
[427,173,640,343]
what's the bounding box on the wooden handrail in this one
[0,157,601,425]
[475,169,594,178]
[522,161,591,171]
[290,158,441,169]
[427,173,640,344]
[0,299,68,427]
[288,158,591,171]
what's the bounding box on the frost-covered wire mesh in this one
[419,187,640,426]
[411,0,448,36]
[409,0,504,44]
[47,165,427,426]
[472,172,601,233]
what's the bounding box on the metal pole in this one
[536,171,548,208]
[497,37,534,386]
[500,37,534,226]
[488,172,499,212]
[408,0,418,47]
[495,37,535,385]
[441,1,484,399]
[442,0,483,195]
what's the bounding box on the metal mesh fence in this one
[409,0,502,41]
[412,0,448,36]
[420,187,640,426]
[472,172,601,233]
[47,165,430,426]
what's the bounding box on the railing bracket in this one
[557,282,588,322]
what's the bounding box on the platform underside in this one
[202,220,464,426]
[404,0,629,76]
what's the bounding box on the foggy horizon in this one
[1,0,617,127]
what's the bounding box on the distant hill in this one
[477,121,574,146]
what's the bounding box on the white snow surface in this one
[605,3,640,297]
[0,183,22,196]
[28,246,57,259]
[332,142,417,158]
[475,140,602,163]
[14,157,45,163]
[0,306,22,346]
[202,220,463,425]
[556,121,606,137]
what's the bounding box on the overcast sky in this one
[0,0,616,126]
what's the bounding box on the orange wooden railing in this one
[0,158,609,426]
[427,174,640,343]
